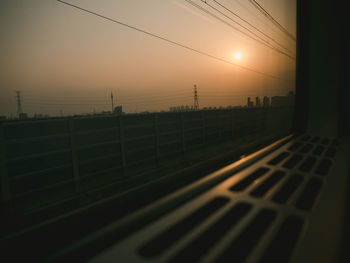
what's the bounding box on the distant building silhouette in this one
[113,106,123,115]
[170,104,196,112]
[271,91,294,107]
[255,97,261,107]
[33,113,49,119]
[247,97,254,107]
[263,96,270,107]
[19,112,28,119]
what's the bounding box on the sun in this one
[234,52,242,60]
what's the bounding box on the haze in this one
[0,0,296,116]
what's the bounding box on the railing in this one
[0,107,293,224]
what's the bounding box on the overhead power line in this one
[23,94,194,103]
[22,91,193,100]
[23,95,190,102]
[23,99,193,107]
[23,90,293,107]
[212,0,295,55]
[22,95,195,106]
[22,87,293,105]
[56,0,291,82]
[248,0,296,41]
[233,0,287,41]
[184,0,294,60]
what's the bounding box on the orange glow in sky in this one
[0,0,297,116]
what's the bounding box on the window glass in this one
[0,0,296,221]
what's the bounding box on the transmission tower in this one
[194,84,199,110]
[111,91,114,112]
[15,91,23,117]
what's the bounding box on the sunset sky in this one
[0,0,296,116]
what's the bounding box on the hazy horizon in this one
[0,0,296,117]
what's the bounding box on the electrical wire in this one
[23,94,192,103]
[56,0,291,81]
[184,0,295,60]
[233,0,288,41]
[248,0,296,41]
[211,0,295,55]
[21,87,292,105]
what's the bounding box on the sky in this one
[0,0,296,117]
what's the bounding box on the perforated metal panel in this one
[53,135,349,263]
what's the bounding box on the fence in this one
[0,107,293,225]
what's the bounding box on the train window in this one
[0,0,296,204]
[0,1,314,262]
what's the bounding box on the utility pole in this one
[111,91,114,113]
[194,84,199,110]
[15,91,23,117]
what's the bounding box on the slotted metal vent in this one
[54,135,348,263]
